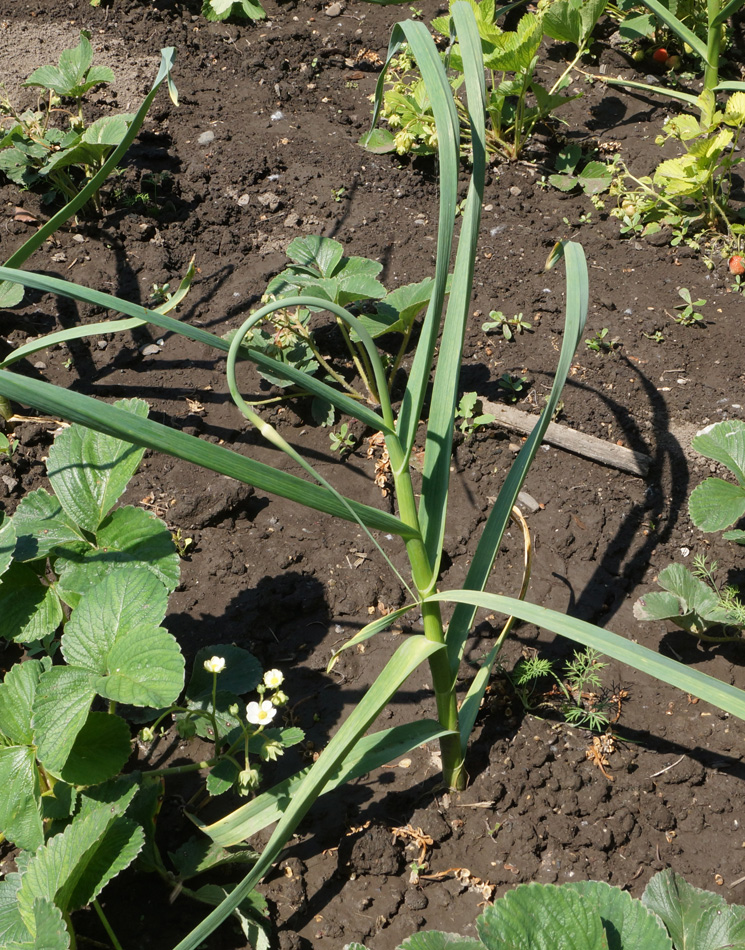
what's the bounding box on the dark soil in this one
[1,1,745,948]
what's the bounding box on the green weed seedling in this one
[635,419,745,641]
[347,869,745,950]
[674,287,707,324]
[3,8,745,949]
[508,647,613,731]
[456,391,496,439]
[0,33,132,212]
[0,402,303,948]
[586,327,620,352]
[549,143,614,197]
[497,372,530,401]
[482,309,533,341]
[329,422,356,456]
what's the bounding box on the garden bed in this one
[1,0,744,948]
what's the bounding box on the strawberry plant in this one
[362,0,604,161]
[0,33,133,212]
[0,401,303,948]
[347,869,745,950]
[635,419,745,641]
[234,235,443,415]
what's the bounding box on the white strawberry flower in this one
[246,700,277,726]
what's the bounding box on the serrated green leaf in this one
[61,569,169,673]
[619,13,654,38]
[286,236,344,276]
[0,514,15,578]
[577,161,612,194]
[0,562,64,644]
[0,658,44,745]
[95,624,184,707]
[691,420,745,485]
[205,758,239,796]
[40,782,77,822]
[689,477,745,532]
[642,869,745,950]
[81,115,130,146]
[723,529,745,544]
[18,795,143,928]
[6,897,70,950]
[55,505,179,605]
[178,689,243,742]
[0,279,25,308]
[59,711,132,786]
[11,489,88,562]
[187,645,263,700]
[46,399,148,533]
[0,746,44,851]
[549,173,579,192]
[32,667,96,776]
[566,879,672,950]
[400,933,485,950]
[0,875,28,946]
[359,127,396,152]
[476,881,606,950]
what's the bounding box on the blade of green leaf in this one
[419,2,486,578]
[0,658,45,746]
[0,372,415,540]
[444,241,588,678]
[427,589,745,720]
[372,20,460,459]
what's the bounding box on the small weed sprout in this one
[673,287,706,325]
[482,310,533,341]
[642,329,665,343]
[585,328,620,352]
[456,391,495,439]
[496,373,530,402]
[329,422,355,457]
[510,647,612,731]
[150,282,172,305]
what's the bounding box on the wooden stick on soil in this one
[482,400,651,477]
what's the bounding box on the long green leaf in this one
[445,242,587,680]
[711,0,745,28]
[0,268,390,434]
[638,0,709,61]
[419,4,487,579]
[172,636,447,949]
[427,589,745,719]
[201,718,452,847]
[592,74,700,107]
[374,21,460,460]
[0,372,415,540]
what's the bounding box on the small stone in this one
[258,192,282,211]
[284,211,301,227]
[198,130,215,145]
[97,340,108,350]
[33,361,46,370]
[140,343,161,356]
[237,194,250,207]
[2,475,18,492]
[325,1,343,16]
[72,234,85,243]
[509,186,522,197]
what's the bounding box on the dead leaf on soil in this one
[12,207,38,224]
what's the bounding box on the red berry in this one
[729,255,745,276]
[652,47,669,62]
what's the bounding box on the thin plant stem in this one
[92,900,124,950]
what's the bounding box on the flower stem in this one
[92,899,124,950]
